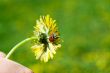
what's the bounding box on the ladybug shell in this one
[49,34,55,42]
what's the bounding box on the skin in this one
[0,52,33,73]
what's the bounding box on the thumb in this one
[0,51,6,59]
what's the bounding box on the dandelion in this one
[31,15,61,62]
[5,15,61,62]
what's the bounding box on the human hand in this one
[0,52,33,73]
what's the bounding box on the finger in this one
[23,67,34,73]
[15,67,33,73]
[0,51,6,59]
[6,59,34,73]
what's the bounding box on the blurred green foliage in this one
[0,0,110,73]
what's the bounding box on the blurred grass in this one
[0,0,110,73]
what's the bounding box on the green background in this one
[0,0,110,73]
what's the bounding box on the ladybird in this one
[49,33,59,42]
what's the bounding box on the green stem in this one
[5,37,37,59]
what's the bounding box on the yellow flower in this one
[31,15,61,62]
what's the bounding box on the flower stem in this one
[5,37,37,59]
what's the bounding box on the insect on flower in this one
[31,15,61,62]
[49,33,59,42]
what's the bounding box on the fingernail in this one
[0,52,6,58]
[0,53,3,60]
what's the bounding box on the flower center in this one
[39,33,48,51]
